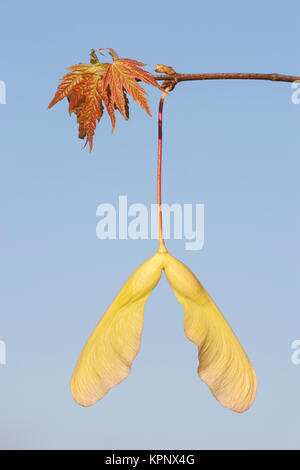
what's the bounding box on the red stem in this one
[157,92,167,253]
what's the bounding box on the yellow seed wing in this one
[71,253,164,407]
[163,253,257,413]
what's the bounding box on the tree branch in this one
[152,72,300,89]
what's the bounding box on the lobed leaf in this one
[48,50,164,150]
[77,74,104,151]
[101,57,164,121]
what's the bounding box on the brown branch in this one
[151,72,300,89]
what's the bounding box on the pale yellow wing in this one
[163,253,257,413]
[71,253,164,407]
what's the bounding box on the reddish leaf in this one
[48,49,163,150]
[101,85,116,131]
[100,49,164,124]
[48,64,102,109]
[77,74,104,151]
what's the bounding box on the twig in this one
[152,72,300,89]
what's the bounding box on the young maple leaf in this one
[49,63,108,151]
[76,74,105,151]
[48,63,107,109]
[100,48,164,127]
[48,49,164,151]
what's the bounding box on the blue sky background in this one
[0,0,299,450]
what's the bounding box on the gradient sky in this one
[0,0,299,450]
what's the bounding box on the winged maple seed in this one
[71,251,257,412]
[48,48,164,151]
[70,91,257,413]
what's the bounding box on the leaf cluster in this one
[48,48,163,150]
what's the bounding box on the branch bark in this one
[152,72,300,89]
